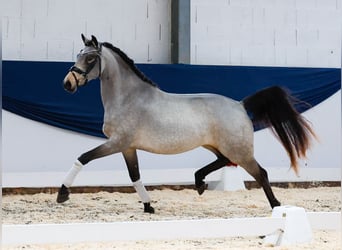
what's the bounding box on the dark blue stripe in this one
[3,61,340,138]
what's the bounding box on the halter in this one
[69,44,102,87]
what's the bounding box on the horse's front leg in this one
[56,140,120,203]
[122,148,154,213]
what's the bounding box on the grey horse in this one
[57,34,315,213]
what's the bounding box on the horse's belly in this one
[134,131,207,155]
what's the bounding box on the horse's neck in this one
[99,58,152,114]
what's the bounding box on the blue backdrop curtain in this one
[3,61,341,138]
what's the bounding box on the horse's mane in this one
[101,42,158,88]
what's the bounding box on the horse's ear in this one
[91,35,99,48]
[81,33,87,44]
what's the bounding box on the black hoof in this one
[195,180,207,195]
[56,184,70,203]
[271,200,281,209]
[143,202,155,213]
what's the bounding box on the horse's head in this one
[63,34,102,93]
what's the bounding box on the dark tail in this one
[243,86,316,174]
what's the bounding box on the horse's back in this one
[133,91,253,157]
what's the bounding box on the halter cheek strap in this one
[69,44,102,86]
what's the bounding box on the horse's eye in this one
[87,56,96,64]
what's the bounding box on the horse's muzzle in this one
[63,80,76,93]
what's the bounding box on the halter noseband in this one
[69,44,102,87]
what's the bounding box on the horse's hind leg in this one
[241,159,281,208]
[57,140,120,203]
[195,146,236,195]
[122,148,154,213]
[195,157,230,195]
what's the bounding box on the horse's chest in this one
[102,118,133,138]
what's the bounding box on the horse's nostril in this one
[64,80,72,91]
[64,81,72,92]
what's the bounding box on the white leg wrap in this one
[62,160,83,187]
[133,179,151,203]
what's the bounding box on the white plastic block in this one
[209,166,246,191]
[264,206,313,246]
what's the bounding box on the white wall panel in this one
[229,46,243,65]
[191,0,342,67]
[274,29,296,47]
[1,0,21,17]
[47,40,74,61]
[20,39,48,60]
[2,17,20,40]
[285,46,308,65]
[2,0,171,63]
[4,0,339,67]
[242,46,275,66]
[22,0,47,17]
[252,28,274,46]
[2,39,21,59]
[263,8,296,27]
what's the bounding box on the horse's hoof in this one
[271,200,281,209]
[143,202,155,214]
[56,185,70,203]
[196,182,207,195]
